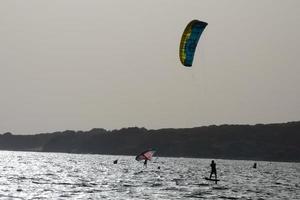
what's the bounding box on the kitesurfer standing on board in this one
[144,159,148,167]
[209,160,217,179]
[253,162,257,169]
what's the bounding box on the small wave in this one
[195,183,209,186]
[151,183,163,187]
[164,187,180,191]
[44,173,55,176]
[212,186,229,190]
[59,194,72,198]
[32,181,93,187]
[185,193,203,198]
[219,195,239,199]
[185,190,212,198]
[86,189,102,193]
[134,171,144,175]
[17,176,27,180]
[122,183,135,187]
[0,194,24,200]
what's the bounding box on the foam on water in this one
[0,151,299,199]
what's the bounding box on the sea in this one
[0,151,299,200]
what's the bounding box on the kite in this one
[179,20,208,67]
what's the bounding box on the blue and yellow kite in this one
[179,20,208,67]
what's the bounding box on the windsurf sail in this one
[135,149,156,161]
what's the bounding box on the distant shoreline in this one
[1,121,300,163]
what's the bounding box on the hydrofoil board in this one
[204,177,220,182]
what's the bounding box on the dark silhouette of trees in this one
[0,122,299,162]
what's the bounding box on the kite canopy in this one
[135,149,156,161]
[179,20,208,67]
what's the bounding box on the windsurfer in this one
[135,149,155,167]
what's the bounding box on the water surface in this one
[0,151,299,199]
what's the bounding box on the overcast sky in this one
[0,0,299,134]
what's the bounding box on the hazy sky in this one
[1,0,299,134]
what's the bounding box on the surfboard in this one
[204,177,220,182]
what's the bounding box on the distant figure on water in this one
[253,162,257,169]
[209,160,217,179]
[113,159,118,164]
[135,149,156,168]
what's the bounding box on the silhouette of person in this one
[144,159,148,167]
[253,162,257,169]
[209,160,217,179]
